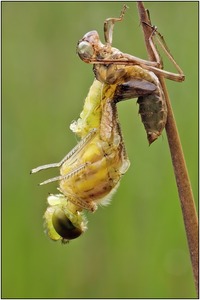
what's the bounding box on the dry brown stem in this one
[137,2,198,295]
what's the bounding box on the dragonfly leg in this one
[39,163,89,186]
[104,4,128,46]
[31,128,97,174]
[154,30,185,80]
[142,22,185,82]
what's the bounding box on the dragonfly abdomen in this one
[137,88,167,144]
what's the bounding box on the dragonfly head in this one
[77,30,104,63]
[44,194,87,243]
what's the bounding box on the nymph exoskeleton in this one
[77,5,184,144]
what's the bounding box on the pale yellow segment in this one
[70,79,102,138]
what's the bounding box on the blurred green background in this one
[2,2,198,298]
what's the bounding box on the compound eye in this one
[52,209,83,240]
[77,41,94,60]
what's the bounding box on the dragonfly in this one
[31,5,185,243]
[77,5,185,144]
[31,79,130,243]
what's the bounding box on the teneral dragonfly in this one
[77,5,185,144]
[31,79,130,243]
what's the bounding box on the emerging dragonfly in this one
[77,5,185,144]
[31,79,130,243]
[31,5,185,244]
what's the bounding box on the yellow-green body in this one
[59,79,130,212]
[33,79,130,242]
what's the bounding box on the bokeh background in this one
[2,2,198,298]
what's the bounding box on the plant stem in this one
[137,2,198,295]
